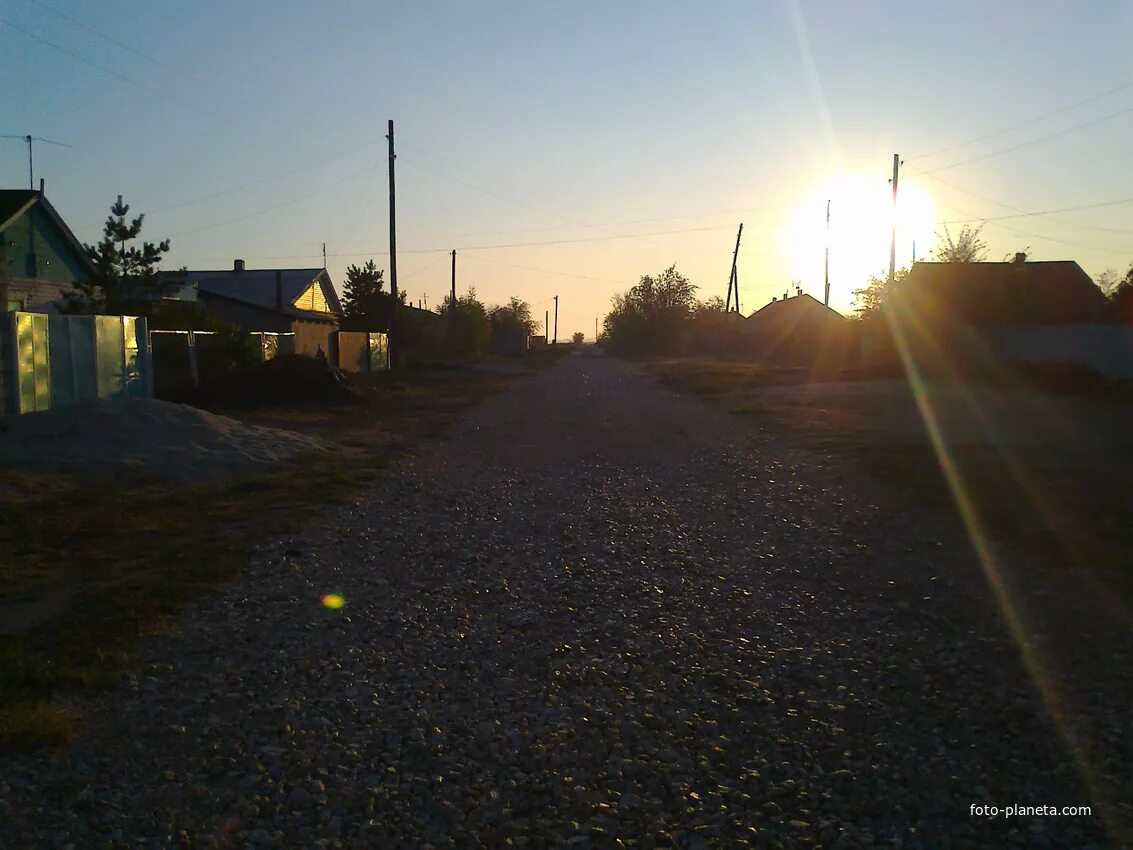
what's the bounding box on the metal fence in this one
[1,312,152,414]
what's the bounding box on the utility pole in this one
[387,119,399,368]
[912,240,917,264]
[824,200,831,307]
[725,223,743,313]
[553,295,559,344]
[595,316,598,342]
[322,242,327,269]
[545,310,549,341]
[888,153,902,291]
[450,249,456,307]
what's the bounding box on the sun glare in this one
[784,173,937,310]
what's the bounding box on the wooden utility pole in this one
[824,200,831,307]
[450,249,456,307]
[387,120,399,367]
[725,223,743,313]
[545,310,549,341]
[888,153,901,291]
[553,295,559,344]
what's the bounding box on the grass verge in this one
[644,357,1133,596]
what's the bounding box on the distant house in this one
[740,292,851,371]
[1,188,95,313]
[893,255,1108,326]
[162,260,341,356]
[871,256,1117,377]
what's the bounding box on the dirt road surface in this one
[2,350,1128,848]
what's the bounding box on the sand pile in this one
[0,398,326,483]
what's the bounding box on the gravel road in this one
[2,349,1129,848]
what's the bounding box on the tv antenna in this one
[1,135,72,189]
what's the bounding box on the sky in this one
[3,0,1132,337]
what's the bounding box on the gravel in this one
[1,349,1129,848]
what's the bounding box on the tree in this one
[1106,263,1133,323]
[59,195,175,314]
[572,331,584,344]
[438,288,491,359]
[853,267,910,319]
[339,259,405,332]
[487,296,539,336]
[934,223,988,263]
[602,265,698,355]
[693,295,727,320]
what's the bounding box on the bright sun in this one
[784,172,937,310]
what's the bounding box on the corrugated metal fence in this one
[1,312,151,414]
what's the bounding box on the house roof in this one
[895,260,1106,325]
[172,267,342,321]
[742,293,845,333]
[0,189,96,276]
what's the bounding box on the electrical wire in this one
[907,78,1133,163]
[909,103,1133,177]
[924,172,1133,236]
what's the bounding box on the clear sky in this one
[4,0,1132,336]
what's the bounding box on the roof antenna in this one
[1,135,72,189]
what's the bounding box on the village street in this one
[1,350,1128,848]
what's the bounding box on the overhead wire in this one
[909,103,1133,177]
[907,78,1133,163]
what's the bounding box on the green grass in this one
[0,366,515,755]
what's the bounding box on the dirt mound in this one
[0,398,326,483]
[192,355,363,409]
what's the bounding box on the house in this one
[872,255,1115,377]
[892,255,1108,327]
[162,260,341,357]
[1,187,95,313]
[740,291,852,372]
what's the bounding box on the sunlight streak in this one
[882,301,1126,840]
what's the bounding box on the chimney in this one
[1013,252,1026,264]
[275,270,283,310]
[771,296,777,302]
[234,259,246,272]
[39,178,44,194]
[783,290,789,300]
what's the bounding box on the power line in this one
[168,164,379,237]
[924,172,1133,236]
[150,141,384,214]
[23,0,219,91]
[0,16,326,157]
[910,102,1133,177]
[907,78,1133,163]
[924,172,1133,234]
[463,254,631,286]
[931,199,1131,257]
[936,196,1133,227]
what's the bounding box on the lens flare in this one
[883,299,1125,840]
[321,593,346,610]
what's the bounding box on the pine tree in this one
[60,195,175,314]
[340,259,405,331]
